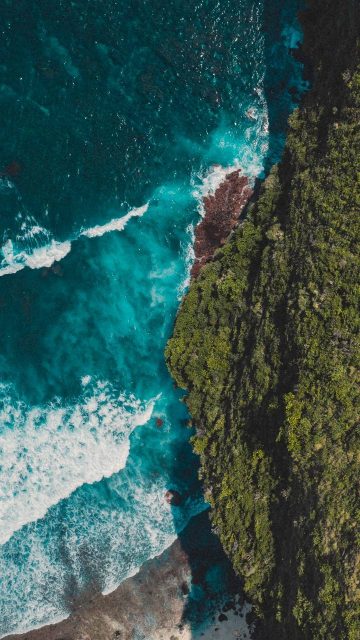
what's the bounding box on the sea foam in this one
[0,239,72,276]
[192,162,241,215]
[0,204,149,278]
[81,203,149,238]
[0,380,154,545]
[191,88,269,217]
[0,472,205,637]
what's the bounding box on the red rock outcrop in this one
[191,169,252,278]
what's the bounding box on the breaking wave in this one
[0,238,72,276]
[0,203,149,277]
[81,204,149,238]
[0,379,155,545]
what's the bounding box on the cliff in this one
[166,2,360,638]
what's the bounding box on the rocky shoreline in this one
[191,169,252,278]
[5,513,251,640]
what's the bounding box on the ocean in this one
[0,1,305,635]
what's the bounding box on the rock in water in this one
[165,489,183,506]
[191,169,252,278]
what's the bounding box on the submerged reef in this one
[166,1,360,638]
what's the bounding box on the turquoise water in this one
[0,1,304,635]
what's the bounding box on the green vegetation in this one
[166,2,360,638]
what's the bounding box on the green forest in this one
[166,1,360,638]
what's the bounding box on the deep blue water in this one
[0,1,305,635]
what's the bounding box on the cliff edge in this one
[166,2,360,638]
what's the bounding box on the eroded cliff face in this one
[166,2,360,639]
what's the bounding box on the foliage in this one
[166,2,360,638]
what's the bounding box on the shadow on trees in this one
[168,1,308,636]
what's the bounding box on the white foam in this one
[0,526,71,637]
[0,238,72,276]
[177,222,195,298]
[0,203,149,278]
[191,91,269,217]
[192,162,241,216]
[0,381,155,545]
[24,239,72,268]
[81,204,149,238]
[0,454,206,637]
[100,479,206,597]
[19,224,50,239]
[0,262,23,276]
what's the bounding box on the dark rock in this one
[218,613,228,622]
[289,85,298,96]
[165,489,183,506]
[155,417,164,427]
[180,581,189,595]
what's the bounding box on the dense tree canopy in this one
[166,2,360,638]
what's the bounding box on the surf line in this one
[0,203,149,277]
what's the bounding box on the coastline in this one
[5,513,251,640]
[3,167,256,640]
[165,2,360,637]
[0,1,329,638]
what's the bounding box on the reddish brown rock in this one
[155,417,164,428]
[165,489,183,506]
[191,169,252,278]
[1,161,22,178]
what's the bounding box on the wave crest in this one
[81,204,149,238]
[0,204,149,277]
[0,380,155,544]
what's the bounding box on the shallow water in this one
[0,1,304,635]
